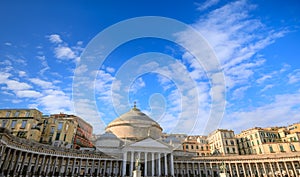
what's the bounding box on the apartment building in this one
[0,109,43,142]
[182,135,210,156]
[207,129,238,155]
[236,125,300,155]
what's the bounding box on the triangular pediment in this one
[123,137,172,152]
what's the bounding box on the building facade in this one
[0,109,43,142]
[236,126,300,155]
[0,109,93,149]
[207,129,238,155]
[182,136,210,156]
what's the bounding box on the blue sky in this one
[0,0,300,135]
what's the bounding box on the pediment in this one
[124,137,172,151]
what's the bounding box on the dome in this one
[105,105,163,140]
[94,131,121,147]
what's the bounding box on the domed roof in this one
[105,104,163,140]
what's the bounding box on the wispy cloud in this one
[54,46,76,59]
[48,34,63,43]
[197,0,220,11]
[223,92,300,133]
[129,77,145,93]
[288,69,300,84]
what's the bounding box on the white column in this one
[13,150,21,174]
[72,158,76,175]
[242,163,246,177]
[97,160,101,176]
[249,163,253,177]
[204,162,207,177]
[170,153,174,176]
[262,162,267,176]
[20,152,28,174]
[284,161,290,177]
[122,152,127,176]
[291,161,297,177]
[158,153,161,176]
[229,162,233,176]
[144,152,148,176]
[104,160,107,175]
[256,163,260,177]
[235,163,240,177]
[110,160,113,175]
[269,162,274,176]
[79,158,82,175]
[65,157,70,174]
[130,151,134,175]
[151,153,155,176]
[34,154,40,174]
[164,153,168,175]
[277,162,281,175]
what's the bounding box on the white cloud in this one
[197,0,220,11]
[130,77,146,93]
[16,90,42,98]
[48,34,63,43]
[106,66,115,73]
[5,80,32,91]
[232,86,250,100]
[38,89,73,113]
[183,0,287,91]
[222,92,300,133]
[256,74,272,84]
[288,69,300,84]
[18,71,27,77]
[29,78,54,89]
[4,42,12,46]
[260,84,274,92]
[54,46,76,59]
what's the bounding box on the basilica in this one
[0,105,300,177]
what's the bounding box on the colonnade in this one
[174,158,300,177]
[122,151,175,176]
[0,146,123,176]
[2,128,300,177]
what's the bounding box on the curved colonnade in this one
[1,128,300,177]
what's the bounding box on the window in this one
[11,120,17,128]
[55,133,60,140]
[5,111,11,117]
[191,145,194,149]
[196,145,199,149]
[269,146,274,153]
[233,147,236,153]
[25,111,30,117]
[21,120,27,129]
[257,140,260,145]
[259,147,262,154]
[1,120,8,127]
[290,144,296,152]
[279,145,284,152]
[57,122,63,131]
[226,147,230,153]
[201,146,204,151]
[186,145,189,149]
[50,127,55,134]
[231,140,234,145]
[14,111,20,117]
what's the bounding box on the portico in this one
[121,137,174,176]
